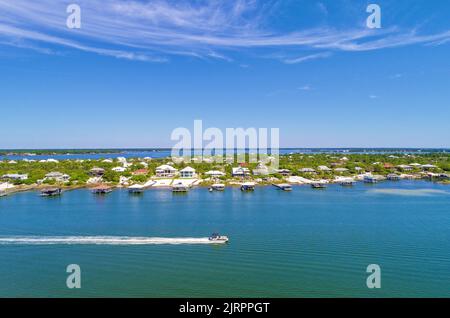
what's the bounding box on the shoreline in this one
[1,178,448,197]
[2,152,449,196]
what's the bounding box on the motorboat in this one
[208,233,229,243]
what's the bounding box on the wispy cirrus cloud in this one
[0,0,449,63]
[283,52,332,64]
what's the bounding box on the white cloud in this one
[0,0,449,62]
[283,52,332,64]
[298,85,312,91]
[390,73,403,79]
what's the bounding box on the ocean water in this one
[0,180,449,297]
[1,148,448,161]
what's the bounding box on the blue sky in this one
[0,0,449,148]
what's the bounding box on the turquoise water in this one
[0,180,449,297]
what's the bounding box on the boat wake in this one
[0,236,223,245]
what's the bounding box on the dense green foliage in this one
[1,152,449,187]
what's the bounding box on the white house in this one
[299,168,316,173]
[252,163,269,176]
[117,157,128,164]
[45,172,70,182]
[421,164,437,170]
[180,166,196,178]
[112,166,126,172]
[2,174,28,181]
[317,166,332,172]
[397,164,413,171]
[276,169,291,176]
[232,167,250,177]
[204,170,226,177]
[155,165,178,177]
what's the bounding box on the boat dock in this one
[387,174,400,181]
[272,183,292,191]
[172,183,189,193]
[311,182,327,189]
[128,184,145,194]
[209,183,225,191]
[241,182,255,191]
[40,188,62,197]
[91,185,113,194]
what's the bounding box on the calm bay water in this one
[0,180,449,297]
[1,148,448,161]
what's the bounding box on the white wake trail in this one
[0,236,224,245]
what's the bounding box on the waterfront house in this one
[232,167,250,177]
[397,164,413,171]
[204,170,226,178]
[180,167,196,178]
[252,163,270,176]
[421,164,437,170]
[132,169,149,176]
[299,168,316,173]
[155,165,178,177]
[90,167,105,176]
[276,169,291,176]
[1,173,28,181]
[45,172,70,182]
